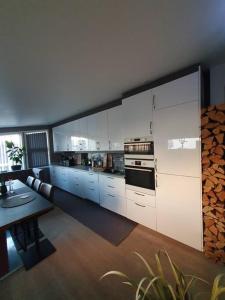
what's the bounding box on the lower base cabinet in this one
[100,193,126,216]
[127,198,157,230]
[99,174,126,216]
[156,173,203,251]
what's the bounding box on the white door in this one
[107,106,124,151]
[53,126,67,152]
[87,111,109,151]
[152,71,199,110]
[156,173,203,251]
[122,89,153,139]
[154,101,201,177]
[78,117,88,151]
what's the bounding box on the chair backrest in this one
[39,182,54,201]
[26,176,35,188]
[33,179,42,192]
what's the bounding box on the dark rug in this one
[53,188,137,246]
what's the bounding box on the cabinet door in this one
[78,117,88,151]
[107,106,124,151]
[122,89,153,138]
[87,111,109,151]
[67,169,84,198]
[83,172,100,203]
[154,101,201,177]
[53,126,67,152]
[152,71,199,110]
[156,174,202,250]
[70,120,81,151]
[127,199,156,230]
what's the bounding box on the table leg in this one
[0,231,9,278]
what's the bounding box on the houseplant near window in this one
[5,141,25,171]
[100,250,225,300]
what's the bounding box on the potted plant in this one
[100,250,225,300]
[5,141,25,171]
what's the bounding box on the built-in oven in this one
[124,158,155,195]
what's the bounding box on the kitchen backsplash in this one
[53,151,124,173]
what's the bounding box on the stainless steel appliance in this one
[124,138,155,195]
[124,137,154,159]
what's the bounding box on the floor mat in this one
[53,188,137,246]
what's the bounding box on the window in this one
[24,131,49,168]
[0,133,23,171]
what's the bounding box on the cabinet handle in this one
[135,192,145,197]
[109,140,111,150]
[150,121,152,134]
[107,185,115,188]
[107,194,115,198]
[152,95,156,110]
[135,202,146,208]
[107,177,114,180]
[155,175,158,188]
[155,158,157,172]
[89,188,95,191]
[89,181,94,183]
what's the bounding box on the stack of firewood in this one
[201,103,225,263]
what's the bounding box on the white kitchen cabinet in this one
[122,89,153,139]
[66,168,85,198]
[126,189,156,208]
[53,126,68,152]
[154,101,201,177]
[83,171,100,203]
[127,199,157,230]
[126,188,157,230]
[152,71,199,110]
[87,111,109,151]
[50,166,69,191]
[78,117,88,151]
[107,106,124,151]
[99,174,126,216]
[156,173,203,250]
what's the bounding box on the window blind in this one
[25,132,49,168]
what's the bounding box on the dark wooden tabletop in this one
[0,180,53,232]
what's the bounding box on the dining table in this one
[0,179,55,279]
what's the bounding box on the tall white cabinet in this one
[153,70,203,251]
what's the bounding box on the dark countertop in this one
[51,163,125,178]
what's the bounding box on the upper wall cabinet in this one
[153,101,201,177]
[107,106,124,151]
[53,124,69,152]
[122,89,153,139]
[87,111,109,151]
[152,71,199,110]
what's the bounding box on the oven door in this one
[125,167,155,190]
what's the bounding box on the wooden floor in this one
[0,206,224,300]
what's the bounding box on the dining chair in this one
[26,176,35,188]
[39,182,54,202]
[33,179,42,192]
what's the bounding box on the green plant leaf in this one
[155,252,165,280]
[135,277,149,300]
[141,276,161,300]
[100,270,130,281]
[210,274,225,300]
[133,252,155,277]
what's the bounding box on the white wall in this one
[210,63,225,105]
